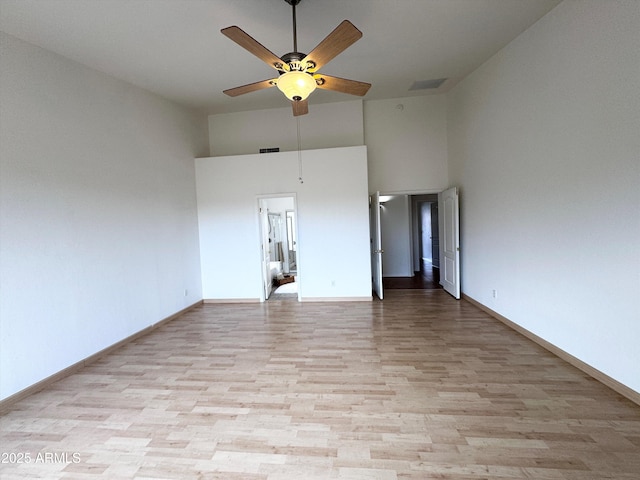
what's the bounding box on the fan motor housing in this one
[280,52,309,72]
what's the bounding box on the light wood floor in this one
[1,290,639,479]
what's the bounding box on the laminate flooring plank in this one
[1,290,639,479]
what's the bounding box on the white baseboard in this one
[462,294,640,406]
[300,296,372,302]
[0,300,203,412]
[203,298,260,303]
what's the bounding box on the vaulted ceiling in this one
[0,0,561,114]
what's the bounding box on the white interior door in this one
[258,200,272,301]
[371,192,384,300]
[438,187,460,299]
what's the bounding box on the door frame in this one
[373,188,458,299]
[370,192,383,300]
[410,193,439,273]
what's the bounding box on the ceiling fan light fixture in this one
[221,0,370,116]
[276,71,317,101]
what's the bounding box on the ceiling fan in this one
[221,0,371,116]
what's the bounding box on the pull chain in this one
[296,117,303,184]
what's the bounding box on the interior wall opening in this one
[380,193,441,290]
[259,195,299,301]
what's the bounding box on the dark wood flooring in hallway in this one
[383,265,441,290]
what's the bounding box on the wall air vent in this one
[259,147,280,153]
[409,78,447,91]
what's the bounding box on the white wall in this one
[210,95,450,198]
[209,100,364,156]
[364,96,448,194]
[264,197,294,216]
[447,0,640,392]
[195,146,371,301]
[0,33,208,400]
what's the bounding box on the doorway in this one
[258,195,299,302]
[415,197,441,286]
[378,193,441,290]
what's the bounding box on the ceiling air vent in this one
[259,147,280,154]
[409,78,447,91]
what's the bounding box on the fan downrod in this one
[284,0,302,53]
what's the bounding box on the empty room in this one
[1,1,638,479]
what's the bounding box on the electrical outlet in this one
[184,289,188,297]
[492,289,498,299]
[331,280,336,287]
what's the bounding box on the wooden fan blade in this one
[292,99,309,116]
[302,20,362,70]
[221,26,283,70]
[223,79,277,97]
[315,74,371,96]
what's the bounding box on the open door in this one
[371,192,384,300]
[438,187,460,299]
[258,199,272,301]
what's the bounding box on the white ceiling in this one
[0,0,561,115]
